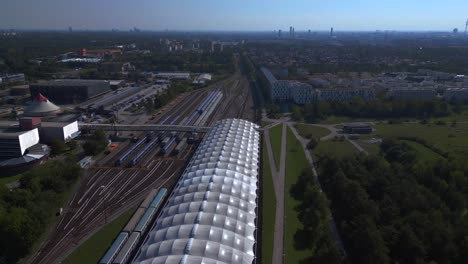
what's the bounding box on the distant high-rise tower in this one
[68,26,72,33]
[290,26,293,38]
[278,29,282,38]
[330,27,334,37]
[465,19,468,34]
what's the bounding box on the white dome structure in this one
[24,93,60,117]
[133,119,260,264]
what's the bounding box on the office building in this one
[444,88,468,101]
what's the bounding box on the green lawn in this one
[313,140,360,159]
[356,140,381,155]
[294,124,331,139]
[0,173,22,186]
[401,140,445,163]
[62,208,135,264]
[284,127,313,263]
[269,124,283,169]
[375,123,468,159]
[261,141,276,264]
[261,120,272,127]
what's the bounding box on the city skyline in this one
[1,0,468,31]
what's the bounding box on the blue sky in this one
[1,0,468,31]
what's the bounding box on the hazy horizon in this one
[1,0,468,32]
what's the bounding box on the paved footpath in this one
[265,123,287,264]
[288,123,347,257]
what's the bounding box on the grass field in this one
[269,124,283,169]
[401,140,445,163]
[313,140,360,159]
[0,173,22,186]
[284,127,313,263]
[261,140,276,264]
[62,208,135,264]
[375,123,468,159]
[356,140,381,155]
[294,124,331,139]
[261,120,273,127]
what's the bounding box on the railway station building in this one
[132,119,260,264]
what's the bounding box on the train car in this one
[149,188,167,208]
[112,232,140,264]
[145,132,154,142]
[140,189,158,208]
[161,136,170,147]
[99,232,128,264]
[122,208,145,233]
[173,138,187,155]
[134,207,156,233]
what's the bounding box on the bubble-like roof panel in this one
[133,119,260,264]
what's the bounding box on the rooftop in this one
[133,119,260,264]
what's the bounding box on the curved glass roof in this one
[133,119,260,264]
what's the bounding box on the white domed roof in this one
[24,93,60,117]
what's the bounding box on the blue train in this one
[99,188,167,264]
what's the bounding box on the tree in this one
[49,139,66,156]
[307,138,319,150]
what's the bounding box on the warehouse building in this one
[30,79,111,104]
[133,119,260,264]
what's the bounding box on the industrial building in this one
[30,79,111,104]
[23,93,61,117]
[192,73,212,85]
[133,119,260,264]
[154,72,191,80]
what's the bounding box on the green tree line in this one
[315,139,468,264]
[0,159,83,263]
